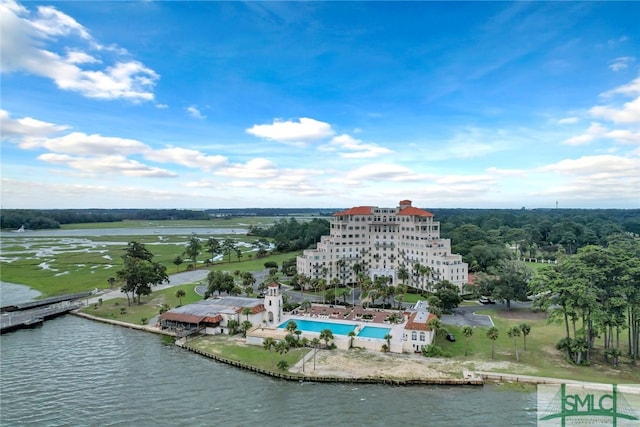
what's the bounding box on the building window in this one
[411,331,417,341]
[420,332,425,342]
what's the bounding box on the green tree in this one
[276,359,289,371]
[348,331,356,349]
[311,337,321,369]
[275,340,290,355]
[319,328,334,348]
[507,325,521,362]
[226,319,240,335]
[205,237,221,264]
[183,234,202,268]
[478,259,531,310]
[222,238,237,263]
[241,320,253,337]
[486,327,499,359]
[175,289,185,306]
[242,307,252,321]
[172,255,184,272]
[205,270,235,297]
[116,241,168,305]
[519,323,531,351]
[433,280,461,311]
[462,326,474,357]
[384,333,392,352]
[263,337,276,351]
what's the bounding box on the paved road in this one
[88,269,210,305]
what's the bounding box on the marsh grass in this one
[1,228,300,297]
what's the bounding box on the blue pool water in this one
[278,319,356,335]
[357,326,391,339]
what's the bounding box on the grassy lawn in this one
[432,308,640,384]
[188,335,306,373]
[80,283,203,324]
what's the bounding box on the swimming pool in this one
[278,319,356,336]
[357,326,391,339]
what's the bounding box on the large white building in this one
[296,200,468,291]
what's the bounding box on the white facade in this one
[296,200,468,291]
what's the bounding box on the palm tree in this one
[263,337,276,351]
[519,323,531,351]
[242,307,252,322]
[175,289,186,306]
[183,234,201,269]
[319,328,334,348]
[397,266,409,287]
[462,326,473,356]
[311,337,321,370]
[486,327,499,359]
[241,320,253,337]
[317,278,327,305]
[384,333,392,352]
[285,320,298,335]
[348,331,356,349]
[276,360,289,371]
[107,277,116,289]
[300,300,312,313]
[205,237,221,264]
[507,325,521,362]
[275,340,290,355]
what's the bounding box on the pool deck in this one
[294,304,404,325]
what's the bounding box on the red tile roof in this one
[396,206,434,217]
[234,304,265,314]
[203,315,222,324]
[404,311,438,331]
[159,312,205,324]
[334,206,373,216]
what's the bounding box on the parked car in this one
[479,296,495,304]
[446,333,456,342]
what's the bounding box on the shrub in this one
[422,344,444,357]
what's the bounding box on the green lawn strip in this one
[188,335,306,373]
[81,283,202,324]
[433,309,640,384]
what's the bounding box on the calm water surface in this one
[0,283,538,426]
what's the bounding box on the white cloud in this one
[340,163,431,185]
[557,117,579,125]
[246,117,334,144]
[144,147,227,170]
[186,105,206,119]
[38,153,177,177]
[216,158,279,179]
[19,131,149,155]
[538,154,638,176]
[0,109,69,139]
[608,56,635,72]
[589,97,640,124]
[604,129,640,144]
[563,122,607,145]
[321,134,394,158]
[601,76,640,98]
[533,154,639,202]
[0,0,158,101]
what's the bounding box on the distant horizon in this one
[2,1,638,209]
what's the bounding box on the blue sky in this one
[1,1,638,209]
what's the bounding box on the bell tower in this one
[264,282,282,324]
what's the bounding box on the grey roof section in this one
[168,296,264,317]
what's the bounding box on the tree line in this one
[0,208,211,230]
[249,217,330,252]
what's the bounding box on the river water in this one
[0,287,538,426]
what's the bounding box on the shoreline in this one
[71,310,635,389]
